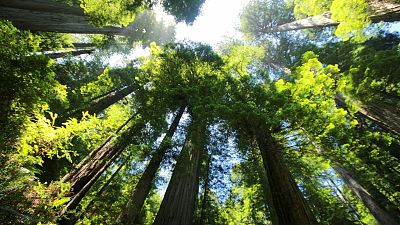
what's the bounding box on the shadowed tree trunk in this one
[0,0,132,35]
[335,165,400,225]
[197,153,211,225]
[252,122,317,225]
[267,1,400,33]
[44,49,95,59]
[250,145,279,225]
[58,118,145,223]
[56,84,137,125]
[153,118,206,225]
[118,106,186,224]
[334,94,400,136]
[306,133,400,225]
[71,43,96,49]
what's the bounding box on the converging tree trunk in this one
[197,153,211,225]
[118,106,186,224]
[56,84,137,125]
[252,122,317,225]
[250,145,279,225]
[335,165,400,225]
[58,118,145,222]
[153,118,206,225]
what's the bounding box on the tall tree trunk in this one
[153,118,206,225]
[335,165,400,225]
[84,157,128,218]
[252,122,317,225]
[56,84,136,125]
[44,49,95,59]
[118,106,185,224]
[71,43,96,49]
[0,0,132,35]
[334,94,400,136]
[267,1,400,33]
[197,154,211,225]
[250,145,279,225]
[305,132,400,224]
[58,118,145,222]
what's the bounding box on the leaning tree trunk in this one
[56,84,137,125]
[0,0,131,35]
[267,0,400,33]
[334,94,400,136]
[197,154,211,225]
[305,132,400,224]
[44,48,95,59]
[153,118,206,225]
[335,165,400,225]
[252,122,317,225]
[118,106,185,224]
[58,118,145,222]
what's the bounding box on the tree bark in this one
[250,145,279,225]
[335,165,400,225]
[71,43,96,49]
[56,84,136,125]
[197,154,211,225]
[44,49,95,59]
[252,122,317,225]
[153,118,206,225]
[267,1,400,33]
[118,106,185,224]
[305,131,400,224]
[334,94,400,136]
[58,118,145,223]
[0,0,132,35]
[61,115,135,183]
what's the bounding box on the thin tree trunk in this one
[335,165,400,225]
[85,157,128,217]
[153,118,206,225]
[72,43,96,49]
[305,131,400,224]
[326,176,365,224]
[62,115,135,183]
[267,1,400,33]
[62,120,143,196]
[118,106,185,224]
[252,122,317,225]
[198,154,211,225]
[249,145,279,225]
[56,84,136,125]
[334,94,400,136]
[59,149,125,225]
[44,49,95,59]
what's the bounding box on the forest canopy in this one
[0,0,400,225]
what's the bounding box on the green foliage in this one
[293,0,371,39]
[80,0,148,27]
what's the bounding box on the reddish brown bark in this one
[252,122,317,225]
[118,106,185,224]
